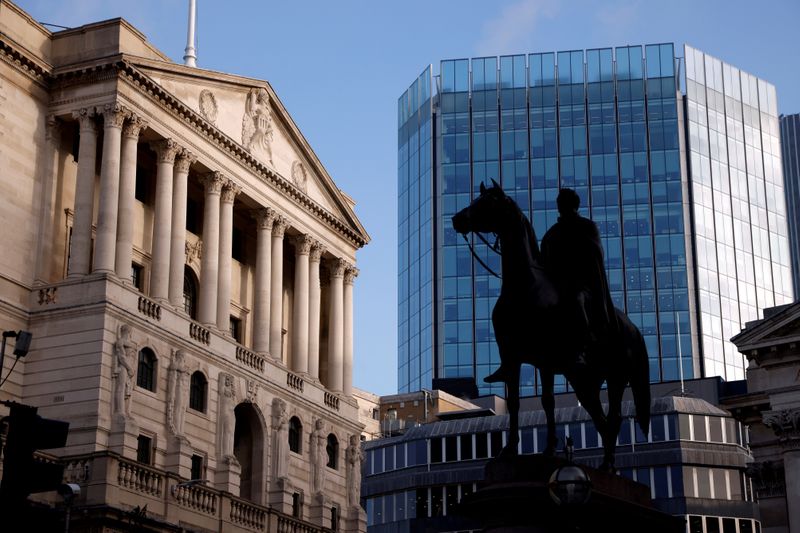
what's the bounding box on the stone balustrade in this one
[118,457,163,496]
[236,345,265,372]
[324,391,340,411]
[230,498,268,530]
[138,294,162,320]
[287,371,304,392]
[172,482,218,516]
[190,321,211,345]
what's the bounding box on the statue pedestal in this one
[309,491,326,527]
[344,505,367,533]
[457,455,684,533]
[108,415,138,458]
[165,435,193,479]
[268,477,294,515]
[214,456,241,495]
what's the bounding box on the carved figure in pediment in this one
[242,87,274,164]
[291,160,308,193]
[112,324,136,417]
[199,89,218,123]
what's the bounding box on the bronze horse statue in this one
[452,181,651,471]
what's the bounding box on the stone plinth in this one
[107,415,139,458]
[165,435,193,479]
[268,477,294,515]
[458,455,684,533]
[214,456,241,495]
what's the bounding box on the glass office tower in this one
[397,44,794,396]
[779,113,800,300]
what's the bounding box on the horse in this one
[451,180,651,471]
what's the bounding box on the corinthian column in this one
[269,216,288,360]
[343,265,358,397]
[93,104,127,273]
[169,150,197,306]
[217,180,241,333]
[115,114,147,280]
[327,259,346,392]
[198,172,224,325]
[33,116,62,283]
[149,139,180,301]
[308,242,325,379]
[252,208,276,353]
[68,108,98,277]
[291,234,313,374]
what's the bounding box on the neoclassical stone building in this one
[0,1,369,531]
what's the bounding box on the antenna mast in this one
[183,0,197,67]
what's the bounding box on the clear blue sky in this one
[17,1,800,395]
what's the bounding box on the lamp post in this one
[0,330,32,389]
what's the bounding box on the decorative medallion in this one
[199,89,218,124]
[291,160,309,193]
[241,87,274,164]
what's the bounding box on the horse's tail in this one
[621,311,651,437]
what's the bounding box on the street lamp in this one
[0,330,32,388]
[548,439,592,506]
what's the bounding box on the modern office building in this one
[0,1,368,531]
[397,44,794,396]
[779,113,800,300]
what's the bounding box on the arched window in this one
[183,266,199,319]
[326,434,338,469]
[189,371,207,412]
[288,416,302,453]
[136,348,157,392]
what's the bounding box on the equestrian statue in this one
[451,180,651,471]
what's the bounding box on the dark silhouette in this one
[452,180,650,471]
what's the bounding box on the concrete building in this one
[0,1,369,531]
[397,44,795,397]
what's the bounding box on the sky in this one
[15,0,800,395]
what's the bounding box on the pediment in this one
[731,302,800,351]
[126,58,367,241]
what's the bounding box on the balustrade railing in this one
[324,391,340,411]
[276,514,325,533]
[190,321,211,345]
[117,458,163,496]
[230,498,268,530]
[287,371,304,392]
[137,295,162,320]
[171,482,218,515]
[236,345,265,372]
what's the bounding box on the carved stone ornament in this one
[763,408,800,443]
[175,149,197,173]
[185,240,202,264]
[122,114,148,139]
[221,180,242,203]
[746,460,786,498]
[294,234,314,255]
[310,241,325,263]
[72,108,96,132]
[200,171,225,194]
[103,102,127,129]
[198,89,218,124]
[272,215,288,238]
[291,161,309,193]
[241,87,274,164]
[245,379,259,403]
[344,265,359,285]
[331,258,347,279]
[252,207,276,230]
[151,138,181,164]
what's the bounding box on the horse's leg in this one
[502,364,521,456]
[601,378,625,472]
[569,372,608,438]
[540,369,556,456]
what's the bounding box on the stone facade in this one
[0,1,368,531]
[725,302,800,533]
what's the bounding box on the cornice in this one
[0,36,51,86]
[109,60,367,248]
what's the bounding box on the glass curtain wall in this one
[780,113,800,300]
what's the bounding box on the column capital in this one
[763,408,800,446]
[293,234,314,256]
[344,265,359,285]
[46,115,61,141]
[71,108,97,132]
[200,171,225,194]
[150,138,181,164]
[272,215,289,238]
[252,207,276,230]
[102,102,127,129]
[330,258,347,279]
[122,114,148,139]
[310,241,325,263]
[175,149,197,173]
[220,180,242,204]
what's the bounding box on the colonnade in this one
[66,103,357,396]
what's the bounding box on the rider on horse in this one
[485,187,617,383]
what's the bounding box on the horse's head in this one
[452,179,511,236]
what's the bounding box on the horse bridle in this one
[461,231,502,278]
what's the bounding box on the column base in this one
[165,434,193,479]
[268,477,294,515]
[214,455,241,495]
[108,415,139,458]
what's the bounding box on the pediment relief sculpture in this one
[242,87,274,165]
[291,160,309,193]
[199,89,218,124]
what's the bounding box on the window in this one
[137,435,152,464]
[326,434,339,469]
[183,266,198,319]
[131,263,144,292]
[330,506,339,531]
[289,417,302,453]
[292,492,302,518]
[230,316,242,343]
[190,454,204,481]
[189,371,207,412]
[137,348,157,391]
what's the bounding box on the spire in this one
[183,0,197,67]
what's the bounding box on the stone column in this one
[308,241,325,380]
[92,104,127,273]
[252,208,276,353]
[198,172,224,325]
[168,150,197,307]
[343,265,358,397]
[33,116,62,283]
[149,139,180,301]
[327,259,346,392]
[68,108,98,278]
[269,216,288,360]
[291,234,313,374]
[217,180,241,332]
[115,114,147,280]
